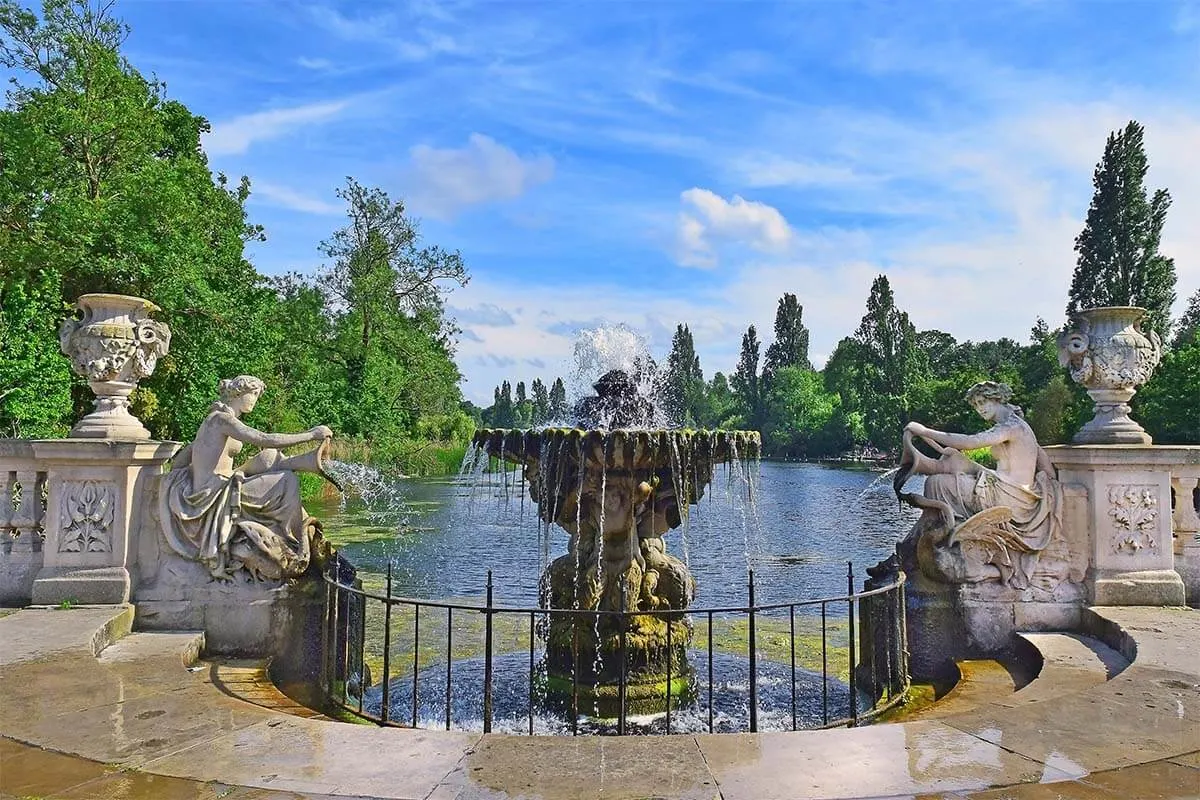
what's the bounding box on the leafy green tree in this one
[663,324,704,426]
[731,325,763,429]
[548,377,568,421]
[530,378,550,425]
[1067,120,1176,339]
[0,272,72,437]
[762,293,811,387]
[852,275,924,451]
[0,0,276,439]
[697,372,736,428]
[314,177,468,441]
[1173,288,1200,349]
[1137,318,1199,444]
[762,366,836,457]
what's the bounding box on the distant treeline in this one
[478,280,1198,458]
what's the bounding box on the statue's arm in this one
[906,422,1010,451]
[219,413,325,450]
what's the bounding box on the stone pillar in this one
[29,439,179,605]
[1046,445,1198,606]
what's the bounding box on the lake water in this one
[318,461,925,607]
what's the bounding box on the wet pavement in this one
[1,605,1197,800]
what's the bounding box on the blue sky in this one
[110,0,1200,403]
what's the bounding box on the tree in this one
[762,293,811,386]
[762,366,837,457]
[530,378,550,425]
[1136,323,1200,444]
[0,0,276,439]
[663,324,704,426]
[1173,288,1200,349]
[697,371,736,428]
[314,177,468,439]
[548,377,569,421]
[731,325,763,429]
[852,275,924,451]
[1067,121,1176,339]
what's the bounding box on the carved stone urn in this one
[58,293,171,440]
[1058,306,1161,445]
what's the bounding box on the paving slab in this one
[3,605,1200,800]
[142,715,480,799]
[695,721,1077,800]
[428,733,719,800]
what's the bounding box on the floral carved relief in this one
[1107,484,1158,554]
[59,481,116,553]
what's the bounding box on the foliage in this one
[762,292,811,385]
[0,1,472,472]
[1066,120,1176,339]
[1136,324,1200,445]
[662,323,704,426]
[731,325,763,429]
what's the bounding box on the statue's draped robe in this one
[921,465,1062,588]
[160,448,307,579]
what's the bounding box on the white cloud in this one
[296,56,333,71]
[674,188,793,268]
[406,134,555,219]
[204,99,349,156]
[250,181,342,215]
[731,154,869,189]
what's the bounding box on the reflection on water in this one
[317,462,923,606]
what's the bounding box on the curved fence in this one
[319,560,909,735]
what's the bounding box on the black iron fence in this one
[320,560,909,735]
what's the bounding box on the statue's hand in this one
[311,425,333,441]
[905,421,930,437]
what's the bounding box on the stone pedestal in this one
[1046,445,1197,607]
[29,439,179,605]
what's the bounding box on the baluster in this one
[10,470,45,554]
[0,470,14,555]
[1171,475,1200,554]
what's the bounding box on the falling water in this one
[324,459,411,521]
[857,467,903,501]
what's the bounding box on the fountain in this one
[469,367,759,716]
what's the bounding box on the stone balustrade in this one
[0,440,47,605]
[0,438,179,606]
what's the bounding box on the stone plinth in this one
[1045,445,1197,607]
[28,439,179,605]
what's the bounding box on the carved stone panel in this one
[1107,484,1158,555]
[59,481,116,553]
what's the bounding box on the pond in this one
[317,461,924,607]
[316,461,925,733]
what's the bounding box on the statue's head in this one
[964,381,1013,420]
[218,375,266,414]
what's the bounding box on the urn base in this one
[69,383,152,440]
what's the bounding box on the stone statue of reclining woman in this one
[160,375,334,582]
[894,381,1071,590]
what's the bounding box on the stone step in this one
[97,629,205,668]
[908,658,1019,719]
[1002,631,1129,707]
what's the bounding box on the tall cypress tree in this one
[731,325,763,430]
[762,293,812,388]
[854,275,922,450]
[664,323,704,426]
[548,377,569,421]
[1067,121,1176,339]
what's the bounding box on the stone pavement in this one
[1,605,1198,800]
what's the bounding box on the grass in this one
[55,598,77,610]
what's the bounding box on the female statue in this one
[160,375,333,581]
[895,381,1065,589]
